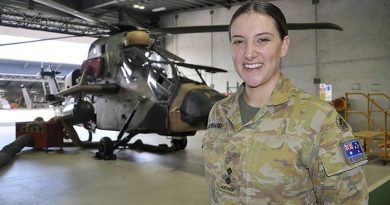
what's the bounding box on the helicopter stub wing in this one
[152,46,185,63]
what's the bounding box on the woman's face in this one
[230,12,289,89]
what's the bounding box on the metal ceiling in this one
[0,0,249,36]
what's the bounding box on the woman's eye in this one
[232,40,244,45]
[257,38,270,43]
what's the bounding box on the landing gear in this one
[171,137,187,150]
[95,137,116,160]
[95,105,138,160]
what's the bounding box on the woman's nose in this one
[244,44,257,59]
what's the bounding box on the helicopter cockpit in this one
[120,46,178,102]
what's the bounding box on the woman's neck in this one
[243,72,281,108]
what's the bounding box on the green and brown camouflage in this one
[203,74,368,205]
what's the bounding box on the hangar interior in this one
[0,0,389,204]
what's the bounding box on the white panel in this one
[317,0,390,62]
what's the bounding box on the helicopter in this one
[41,29,228,159]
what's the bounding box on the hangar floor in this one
[0,109,389,205]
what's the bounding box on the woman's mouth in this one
[243,63,263,69]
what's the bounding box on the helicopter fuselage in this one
[60,31,225,137]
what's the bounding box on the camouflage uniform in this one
[203,74,368,205]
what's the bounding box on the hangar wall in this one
[161,0,390,130]
[161,0,390,96]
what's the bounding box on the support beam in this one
[33,0,101,24]
[82,0,124,10]
[0,6,110,36]
[0,73,64,83]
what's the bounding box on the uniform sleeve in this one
[311,110,369,205]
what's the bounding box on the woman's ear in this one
[280,35,290,57]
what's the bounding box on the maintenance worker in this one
[203,1,369,204]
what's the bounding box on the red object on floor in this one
[15,121,64,149]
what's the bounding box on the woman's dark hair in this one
[228,1,288,40]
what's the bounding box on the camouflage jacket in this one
[203,74,368,205]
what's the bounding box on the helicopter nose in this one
[180,88,225,128]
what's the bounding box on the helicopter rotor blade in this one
[150,25,229,35]
[175,62,227,73]
[287,23,343,31]
[0,36,83,47]
[150,22,342,34]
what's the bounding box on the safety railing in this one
[345,92,389,164]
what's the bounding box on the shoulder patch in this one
[336,115,349,131]
[339,139,367,164]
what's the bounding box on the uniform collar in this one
[232,73,293,106]
[225,73,293,122]
[267,73,293,106]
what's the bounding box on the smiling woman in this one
[0,26,95,65]
[203,1,369,205]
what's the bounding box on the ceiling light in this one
[152,6,166,12]
[139,5,145,9]
[134,4,140,8]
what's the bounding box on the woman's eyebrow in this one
[255,32,274,37]
[231,34,244,39]
[231,32,274,39]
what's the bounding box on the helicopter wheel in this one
[95,137,116,160]
[171,137,187,150]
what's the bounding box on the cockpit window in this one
[146,50,178,102]
[121,47,178,102]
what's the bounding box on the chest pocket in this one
[243,134,308,197]
[203,128,225,163]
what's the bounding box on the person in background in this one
[203,1,368,204]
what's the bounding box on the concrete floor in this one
[0,109,389,205]
[0,123,209,205]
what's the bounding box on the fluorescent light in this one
[139,5,145,9]
[134,4,140,8]
[152,6,166,12]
